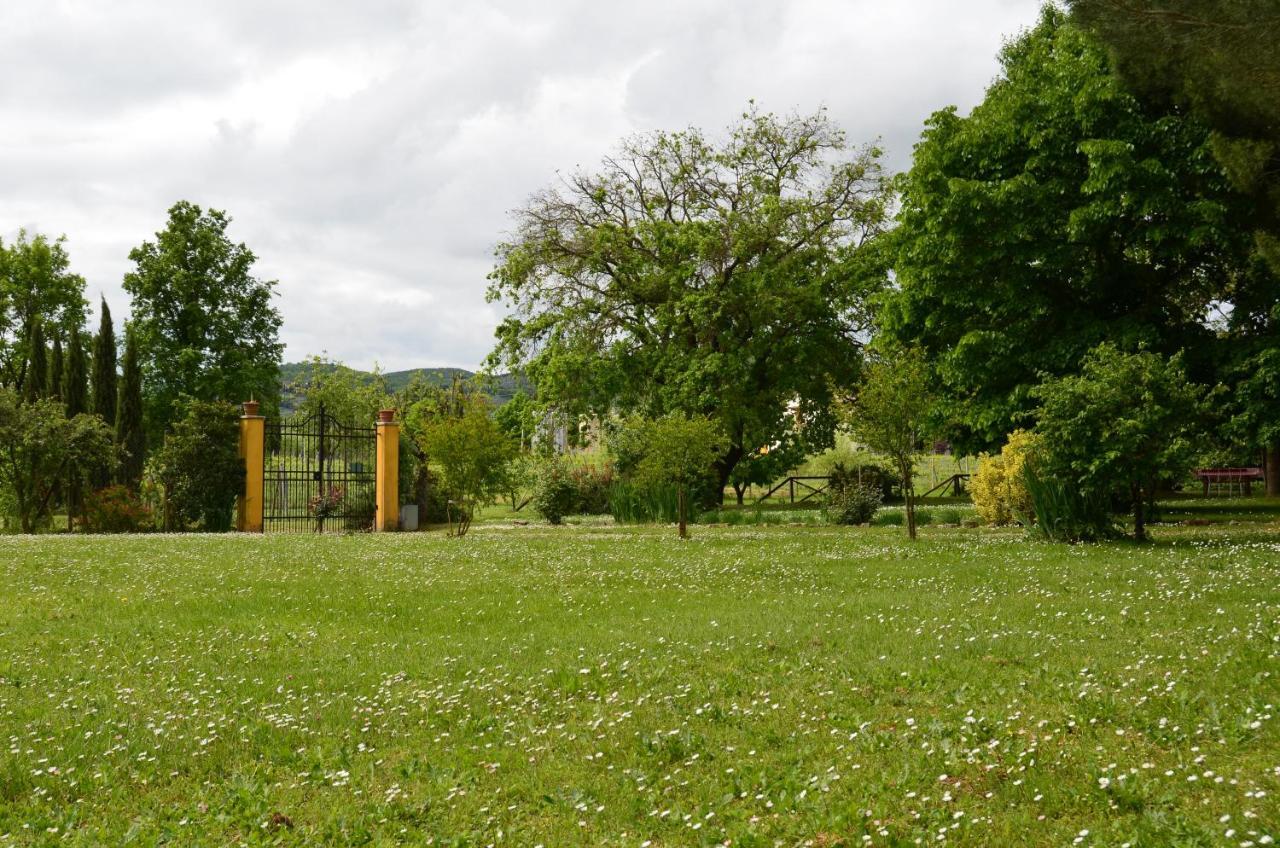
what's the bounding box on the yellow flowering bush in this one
[972,429,1039,525]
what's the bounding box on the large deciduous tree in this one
[1067,0,1280,494]
[879,8,1256,454]
[487,106,892,494]
[123,201,283,441]
[0,231,87,395]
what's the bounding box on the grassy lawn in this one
[2,521,1278,846]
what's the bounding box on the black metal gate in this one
[263,405,377,532]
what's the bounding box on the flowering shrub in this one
[568,463,614,515]
[971,430,1038,525]
[78,485,152,533]
[308,485,345,531]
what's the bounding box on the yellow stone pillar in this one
[237,400,265,532]
[375,410,400,531]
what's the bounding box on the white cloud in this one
[1,0,1044,371]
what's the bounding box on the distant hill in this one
[277,362,528,415]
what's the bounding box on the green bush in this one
[153,400,243,532]
[608,481,680,524]
[78,485,152,533]
[872,510,904,527]
[1023,463,1116,542]
[532,460,577,525]
[937,507,965,525]
[824,482,882,525]
[568,463,614,515]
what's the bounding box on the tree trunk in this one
[677,487,688,539]
[1132,484,1146,542]
[1268,443,1280,497]
[733,482,746,506]
[713,443,746,506]
[900,459,917,541]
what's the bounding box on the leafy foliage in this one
[0,388,116,533]
[413,394,516,536]
[0,231,87,395]
[824,482,882,526]
[1022,461,1116,543]
[1031,344,1203,540]
[971,430,1038,526]
[153,399,244,532]
[842,348,935,540]
[880,9,1255,452]
[531,458,577,526]
[289,355,389,426]
[634,415,726,537]
[116,329,146,488]
[487,106,892,490]
[124,201,283,441]
[79,485,152,534]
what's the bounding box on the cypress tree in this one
[24,321,48,402]
[116,329,146,489]
[48,336,64,403]
[63,328,88,416]
[63,328,90,528]
[91,298,118,428]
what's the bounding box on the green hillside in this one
[278,362,527,414]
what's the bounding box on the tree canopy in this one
[123,201,283,441]
[487,106,892,491]
[879,8,1256,453]
[0,231,86,396]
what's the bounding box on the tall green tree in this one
[879,8,1256,453]
[91,298,118,428]
[123,201,283,441]
[0,231,87,395]
[116,328,146,489]
[1068,0,1280,270]
[48,335,63,403]
[487,106,892,493]
[62,328,88,417]
[62,327,89,526]
[1067,0,1280,493]
[23,321,47,403]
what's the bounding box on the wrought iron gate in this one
[263,405,377,532]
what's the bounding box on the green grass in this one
[2,521,1278,845]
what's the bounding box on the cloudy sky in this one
[2,0,1045,372]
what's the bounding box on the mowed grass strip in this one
[1,524,1277,846]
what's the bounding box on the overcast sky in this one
[2,0,1045,372]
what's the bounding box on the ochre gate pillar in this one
[237,400,265,532]
[375,409,400,531]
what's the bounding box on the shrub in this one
[532,460,577,525]
[569,463,614,515]
[872,510,904,526]
[825,482,882,525]
[971,430,1038,525]
[79,485,152,533]
[608,480,680,524]
[153,399,243,532]
[829,461,899,501]
[1023,462,1116,542]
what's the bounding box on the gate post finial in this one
[375,409,400,531]
[237,400,266,532]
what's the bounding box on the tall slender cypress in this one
[91,298,118,428]
[63,328,88,416]
[24,321,48,402]
[63,327,90,528]
[116,328,146,489]
[48,336,64,403]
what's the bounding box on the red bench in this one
[1193,467,1264,496]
